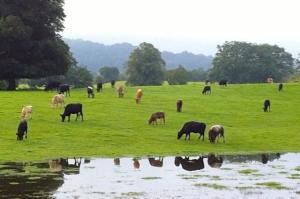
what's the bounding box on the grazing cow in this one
[202,85,211,95]
[135,89,143,104]
[87,86,95,98]
[45,81,61,91]
[174,156,204,171]
[176,100,183,112]
[58,84,70,97]
[16,119,28,140]
[208,124,225,143]
[205,80,210,85]
[20,105,33,119]
[51,94,64,107]
[148,112,165,125]
[60,103,83,122]
[177,121,206,141]
[96,82,103,92]
[278,83,283,91]
[263,99,271,112]
[219,79,228,86]
[207,154,223,168]
[116,85,124,98]
[148,157,163,167]
[111,80,116,88]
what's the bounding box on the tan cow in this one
[51,94,65,108]
[116,85,124,98]
[20,105,33,119]
[135,89,143,104]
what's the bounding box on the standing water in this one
[0,153,300,198]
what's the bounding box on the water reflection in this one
[175,156,204,171]
[148,157,163,167]
[1,153,299,198]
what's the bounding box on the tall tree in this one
[167,65,189,85]
[209,41,294,83]
[126,42,165,86]
[99,66,119,82]
[0,0,72,90]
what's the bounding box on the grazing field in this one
[0,82,300,162]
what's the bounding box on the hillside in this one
[64,38,213,72]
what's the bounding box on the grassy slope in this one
[0,82,300,162]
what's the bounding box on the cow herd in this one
[15,80,284,146]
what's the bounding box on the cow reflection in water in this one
[114,158,120,166]
[49,158,82,175]
[133,158,140,169]
[207,154,223,168]
[148,157,164,167]
[175,156,204,171]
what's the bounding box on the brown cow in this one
[176,100,183,112]
[148,112,165,125]
[135,89,143,104]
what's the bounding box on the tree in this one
[188,68,209,81]
[209,41,294,83]
[99,66,119,82]
[167,65,189,85]
[28,64,93,88]
[0,0,72,90]
[126,42,165,86]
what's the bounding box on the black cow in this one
[202,85,211,95]
[175,156,204,171]
[60,103,83,122]
[278,83,283,91]
[111,80,116,88]
[176,100,183,112]
[87,86,94,98]
[97,82,103,92]
[59,84,70,97]
[208,125,225,143]
[219,80,228,86]
[263,99,271,112]
[177,121,206,141]
[16,120,28,140]
[45,81,61,91]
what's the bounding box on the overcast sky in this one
[62,0,300,57]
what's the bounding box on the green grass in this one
[1,82,300,162]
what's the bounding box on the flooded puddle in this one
[1,153,300,198]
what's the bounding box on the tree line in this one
[0,1,299,90]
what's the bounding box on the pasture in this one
[0,82,300,162]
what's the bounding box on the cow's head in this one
[177,131,183,140]
[60,114,66,122]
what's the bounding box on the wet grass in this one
[294,166,300,171]
[1,82,300,162]
[256,182,288,189]
[287,173,300,179]
[238,169,259,175]
[194,183,227,189]
[141,176,162,180]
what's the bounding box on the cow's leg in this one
[68,115,70,122]
[81,112,83,121]
[75,113,78,121]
